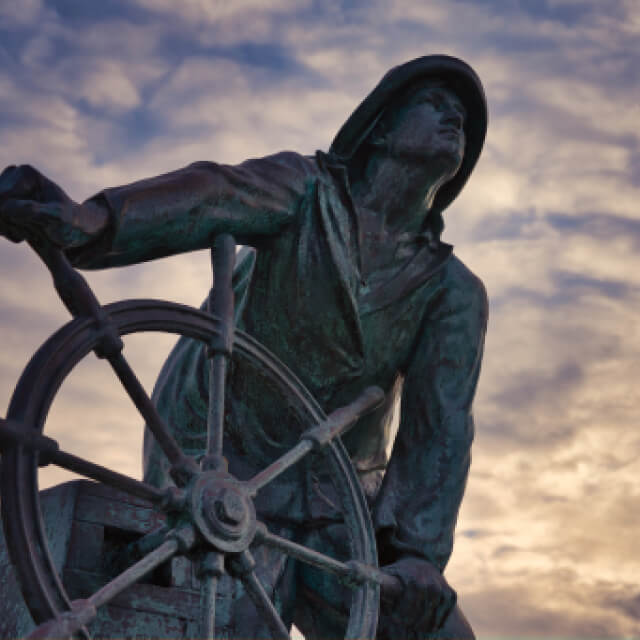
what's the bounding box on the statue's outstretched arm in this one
[0,152,312,269]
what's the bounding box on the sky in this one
[0,0,639,638]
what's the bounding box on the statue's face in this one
[384,82,466,177]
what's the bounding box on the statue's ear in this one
[367,120,389,150]
[361,108,390,151]
[367,133,388,150]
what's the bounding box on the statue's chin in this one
[384,137,463,169]
[388,148,463,184]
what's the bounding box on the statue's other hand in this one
[0,165,108,249]
[379,556,457,636]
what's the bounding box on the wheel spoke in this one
[200,574,219,640]
[26,600,97,639]
[198,551,225,639]
[107,351,198,484]
[89,527,192,609]
[254,523,399,597]
[205,355,228,466]
[0,418,185,510]
[230,551,290,640]
[255,523,347,576]
[245,386,384,494]
[244,439,314,496]
[47,449,185,510]
[27,526,195,639]
[203,234,236,470]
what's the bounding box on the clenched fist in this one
[0,165,108,250]
[379,556,459,637]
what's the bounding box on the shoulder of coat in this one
[441,253,489,315]
[266,150,320,177]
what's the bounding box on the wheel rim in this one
[1,298,379,639]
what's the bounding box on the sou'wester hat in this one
[329,55,488,220]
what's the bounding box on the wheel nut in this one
[215,491,245,525]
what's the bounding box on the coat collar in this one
[315,150,454,315]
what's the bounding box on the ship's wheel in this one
[0,235,400,639]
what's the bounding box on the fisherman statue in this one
[0,55,488,639]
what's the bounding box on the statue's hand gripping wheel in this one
[0,234,401,639]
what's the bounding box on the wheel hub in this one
[191,471,257,552]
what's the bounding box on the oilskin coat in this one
[71,149,488,637]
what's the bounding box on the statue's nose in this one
[442,111,463,129]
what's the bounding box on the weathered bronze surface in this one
[0,55,487,639]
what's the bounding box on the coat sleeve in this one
[372,259,488,571]
[68,151,313,268]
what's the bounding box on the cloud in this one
[0,0,45,26]
[547,211,640,250]
[134,0,304,21]
[607,590,640,620]
[460,573,640,637]
[491,360,584,412]
[131,0,313,46]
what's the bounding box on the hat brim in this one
[329,55,487,216]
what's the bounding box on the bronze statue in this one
[0,55,488,639]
